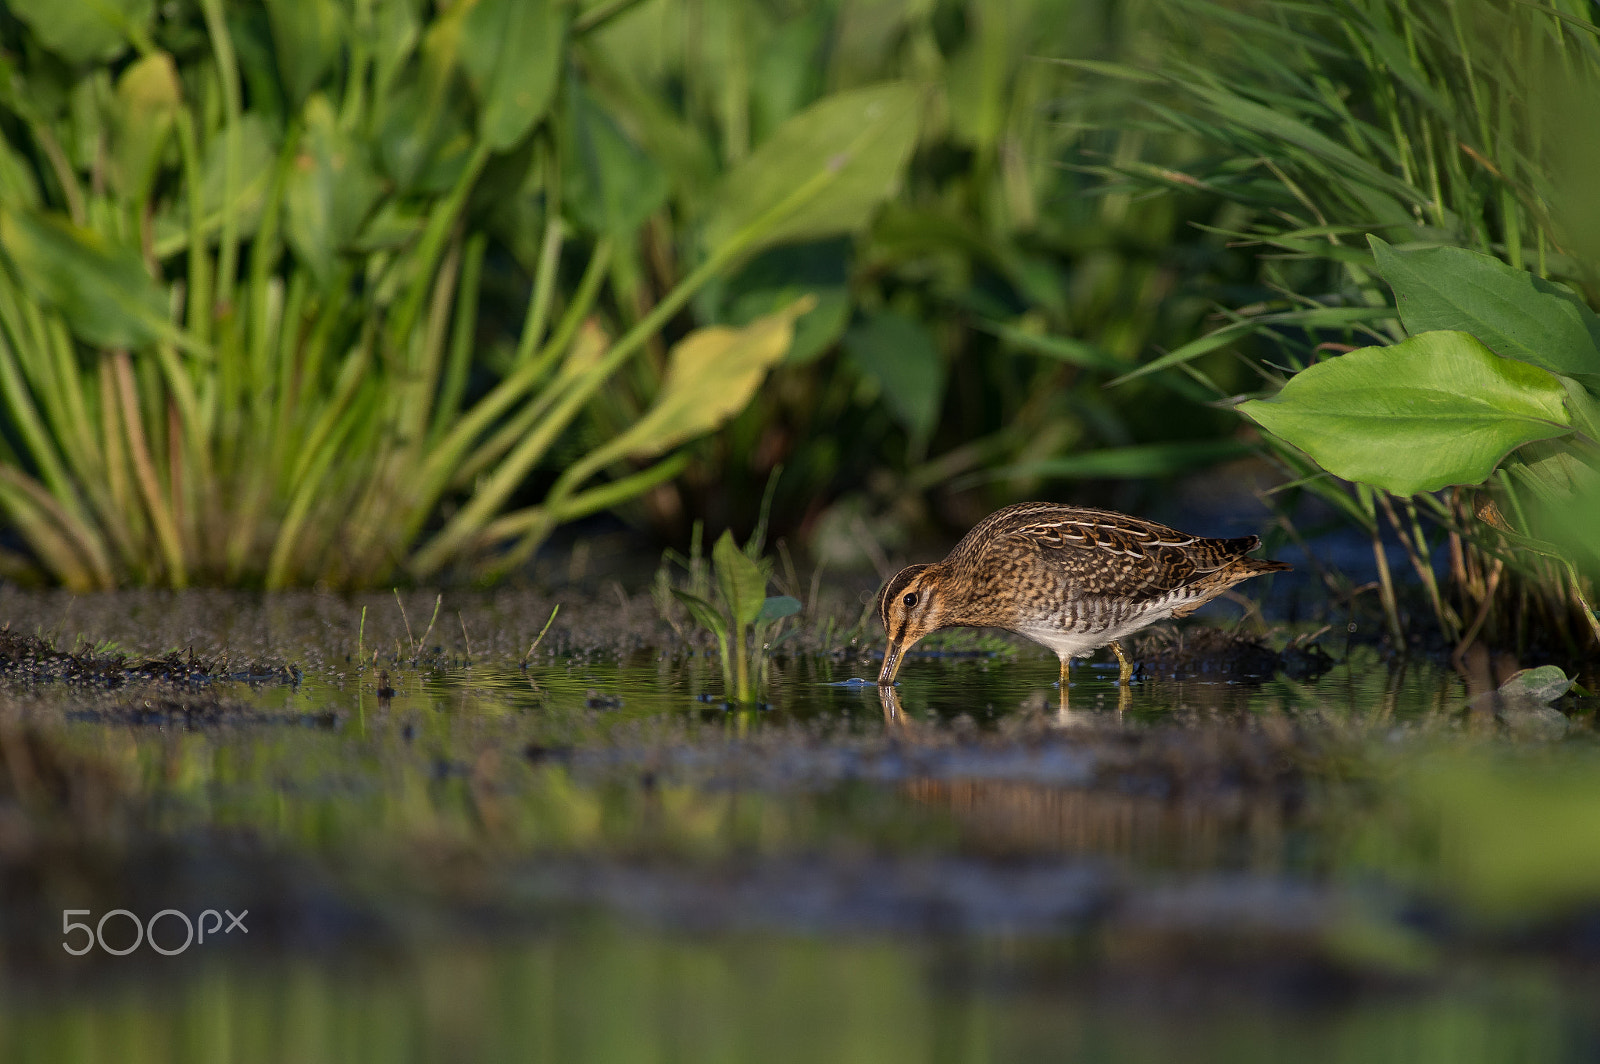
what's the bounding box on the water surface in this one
[2,588,1597,1061]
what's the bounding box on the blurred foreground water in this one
[1,589,1597,1062]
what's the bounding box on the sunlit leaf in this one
[1370,236,1600,383]
[703,82,920,255]
[0,206,174,349]
[1239,331,1571,495]
[112,53,181,205]
[460,0,566,151]
[583,297,814,466]
[714,530,767,628]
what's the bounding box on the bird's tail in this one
[1232,557,1292,577]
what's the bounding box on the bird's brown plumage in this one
[877,502,1290,690]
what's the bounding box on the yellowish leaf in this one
[590,296,815,466]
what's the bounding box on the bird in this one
[876,502,1291,705]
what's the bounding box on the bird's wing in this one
[994,512,1209,598]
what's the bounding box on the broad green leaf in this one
[112,53,181,205]
[285,97,384,284]
[460,0,566,151]
[1239,331,1571,495]
[1497,666,1574,704]
[266,0,345,107]
[843,310,944,440]
[1371,236,1600,382]
[714,530,767,627]
[7,0,151,64]
[582,297,813,466]
[755,595,802,623]
[671,589,727,641]
[0,206,174,349]
[703,82,920,255]
[562,82,669,239]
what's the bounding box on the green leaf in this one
[843,310,944,440]
[265,0,345,107]
[1497,666,1574,704]
[562,81,669,239]
[285,96,384,284]
[756,595,802,623]
[1110,321,1254,386]
[1239,331,1572,495]
[0,138,41,210]
[459,0,566,151]
[0,206,174,350]
[7,0,151,64]
[112,53,182,206]
[718,239,852,364]
[980,320,1128,374]
[714,530,768,627]
[1370,236,1600,383]
[578,297,813,468]
[375,12,473,193]
[703,81,920,256]
[671,589,727,641]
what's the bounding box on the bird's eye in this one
[902,592,918,608]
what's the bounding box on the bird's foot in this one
[1110,641,1134,686]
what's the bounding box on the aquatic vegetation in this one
[1071,0,1600,655]
[571,0,1258,544]
[1238,241,1600,649]
[657,525,801,703]
[0,0,912,588]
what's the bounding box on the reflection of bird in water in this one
[875,502,1290,709]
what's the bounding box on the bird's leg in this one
[1058,655,1070,711]
[1109,640,1134,686]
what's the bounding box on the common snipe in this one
[876,502,1290,703]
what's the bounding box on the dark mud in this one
[0,627,295,687]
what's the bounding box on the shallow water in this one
[2,588,1599,1061]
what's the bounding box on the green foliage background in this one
[2,0,1598,659]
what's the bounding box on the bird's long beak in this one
[878,638,905,686]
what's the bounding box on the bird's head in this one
[876,563,951,686]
